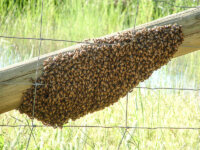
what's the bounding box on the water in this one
[0,39,21,69]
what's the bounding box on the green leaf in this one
[0,134,4,150]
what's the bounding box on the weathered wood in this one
[0,8,200,114]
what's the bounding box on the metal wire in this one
[134,87,200,91]
[0,35,114,45]
[117,129,128,150]
[1,80,200,91]
[25,0,44,149]
[0,1,200,150]
[118,0,140,148]
[0,35,199,49]
[125,94,129,127]
[0,124,200,130]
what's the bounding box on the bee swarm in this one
[18,24,184,127]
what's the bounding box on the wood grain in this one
[0,8,200,114]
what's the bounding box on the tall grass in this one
[1,0,198,67]
[0,0,200,149]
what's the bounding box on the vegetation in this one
[0,0,200,149]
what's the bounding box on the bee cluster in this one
[18,24,184,127]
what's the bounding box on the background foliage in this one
[0,0,200,149]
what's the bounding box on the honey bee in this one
[18,24,184,127]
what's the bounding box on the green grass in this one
[0,0,200,149]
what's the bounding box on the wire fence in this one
[0,0,200,149]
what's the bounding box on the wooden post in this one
[0,8,200,114]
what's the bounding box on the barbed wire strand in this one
[0,2,200,150]
[25,0,44,149]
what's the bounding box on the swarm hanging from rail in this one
[18,24,184,127]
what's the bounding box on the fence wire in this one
[1,124,200,130]
[25,0,44,149]
[1,81,200,91]
[0,0,200,149]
